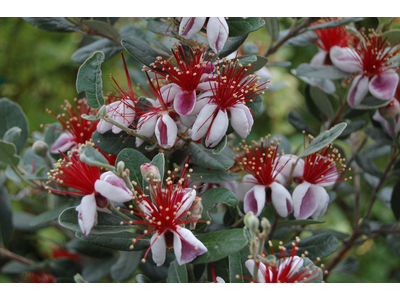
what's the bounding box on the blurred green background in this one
[0,17,399,283]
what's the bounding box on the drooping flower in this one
[234,137,293,218]
[120,164,208,266]
[330,32,400,107]
[280,142,350,220]
[191,56,266,147]
[45,148,132,235]
[179,17,229,54]
[146,43,215,116]
[244,237,323,283]
[46,99,98,154]
[310,18,352,66]
[373,97,400,137]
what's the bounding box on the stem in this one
[268,214,280,240]
[328,100,347,129]
[0,247,35,265]
[10,165,37,188]
[109,204,133,221]
[285,156,301,188]
[352,164,361,229]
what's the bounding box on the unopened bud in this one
[261,218,271,236]
[32,140,49,157]
[189,200,203,230]
[244,211,259,233]
[117,161,125,174]
[379,98,400,120]
[264,254,277,265]
[140,163,161,181]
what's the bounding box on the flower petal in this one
[207,17,229,54]
[293,182,325,219]
[95,173,132,203]
[245,259,266,283]
[179,17,206,39]
[150,232,167,267]
[369,70,399,100]
[310,187,329,219]
[347,74,369,107]
[310,50,328,66]
[270,182,293,217]
[236,174,257,201]
[174,90,197,115]
[275,154,305,178]
[173,227,207,265]
[176,189,196,218]
[230,104,254,138]
[180,115,197,127]
[330,46,362,73]
[136,113,157,147]
[205,109,229,148]
[161,83,181,103]
[191,104,217,141]
[112,100,136,134]
[155,114,178,149]
[50,132,76,153]
[244,185,266,217]
[76,193,98,236]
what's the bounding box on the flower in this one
[373,97,400,137]
[179,17,229,54]
[234,137,293,218]
[146,43,215,116]
[45,147,132,235]
[121,164,208,266]
[310,18,352,66]
[46,99,98,154]
[244,237,323,283]
[191,56,266,147]
[330,32,400,107]
[280,142,350,220]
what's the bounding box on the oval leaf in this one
[188,143,234,170]
[116,148,150,189]
[167,260,188,283]
[227,18,265,37]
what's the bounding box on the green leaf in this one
[266,61,292,68]
[58,207,133,234]
[331,256,359,274]
[382,29,400,44]
[280,30,318,47]
[167,260,188,283]
[242,43,259,55]
[0,141,20,169]
[3,127,22,143]
[190,167,240,184]
[364,127,393,145]
[76,51,105,108]
[228,247,250,283]
[92,130,137,156]
[23,17,83,33]
[390,181,400,220]
[306,17,363,30]
[294,64,349,80]
[71,39,123,64]
[300,122,347,157]
[66,238,114,258]
[287,111,316,136]
[191,229,247,264]
[283,233,339,261]
[264,17,279,42]
[219,35,249,58]
[149,153,165,181]
[212,135,227,154]
[111,251,144,281]
[354,95,392,110]
[227,18,265,37]
[200,188,238,223]
[188,143,234,170]
[300,257,323,283]
[246,94,263,118]
[76,231,150,251]
[339,120,367,139]
[0,98,29,154]
[78,144,110,166]
[277,219,325,229]
[1,260,46,274]
[29,204,71,227]
[0,186,13,242]
[116,148,150,189]
[121,38,164,69]
[386,233,400,256]
[82,20,120,40]
[309,86,335,120]
[355,153,384,178]
[82,257,117,283]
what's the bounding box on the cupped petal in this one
[330,46,362,73]
[95,174,132,203]
[347,74,369,107]
[230,104,254,139]
[216,277,225,283]
[76,193,98,236]
[369,70,399,100]
[112,100,136,134]
[161,83,181,103]
[310,50,328,66]
[150,232,167,267]
[236,174,257,201]
[245,259,267,283]
[173,227,207,265]
[205,109,229,148]
[275,154,305,178]
[176,188,196,218]
[96,119,113,134]
[50,132,76,153]
[179,17,206,39]
[136,113,158,147]
[293,182,326,219]
[207,17,229,54]
[174,90,197,115]
[179,115,197,127]
[310,187,329,219]
[244,185,266,217]
[270,182,293,217]
[191,104,217,141]
[155,114,178,149]
[190,91,213,115]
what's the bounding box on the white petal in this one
[95,178,132,203]
[180,115,197,127]
[275,154,305,178]
[330,46,362,73]
[245,259,266,283]
[161,83,181,103]
[270,182,293,217]
[50,132,76,153]
[205,109,228,148]
[216,277,225,283]
[310,50,328,66]
[310,187,329,219]
[173,227,207,265]
[236,174,257,201]
[76,194,98,236]
[155,114,178,149]
[207,17,229,54]
[348,75,369,107]
[136,113,157,147]
[293,182,326,219]
[244,185,266,217]
[230,104,254,138]
[150,232,167,267]
[112,100,136,134]
[369,70,399,100]
[179,17,206,39]
[176,189,196,218]
[191,104,217,141]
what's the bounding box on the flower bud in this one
[378,98,400,120]
[189,198,203,230]
[117,161,125,174]
[32,140,49,157]
[140,163,161,182]
[261,217,271,236]
[244,211,259,234]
